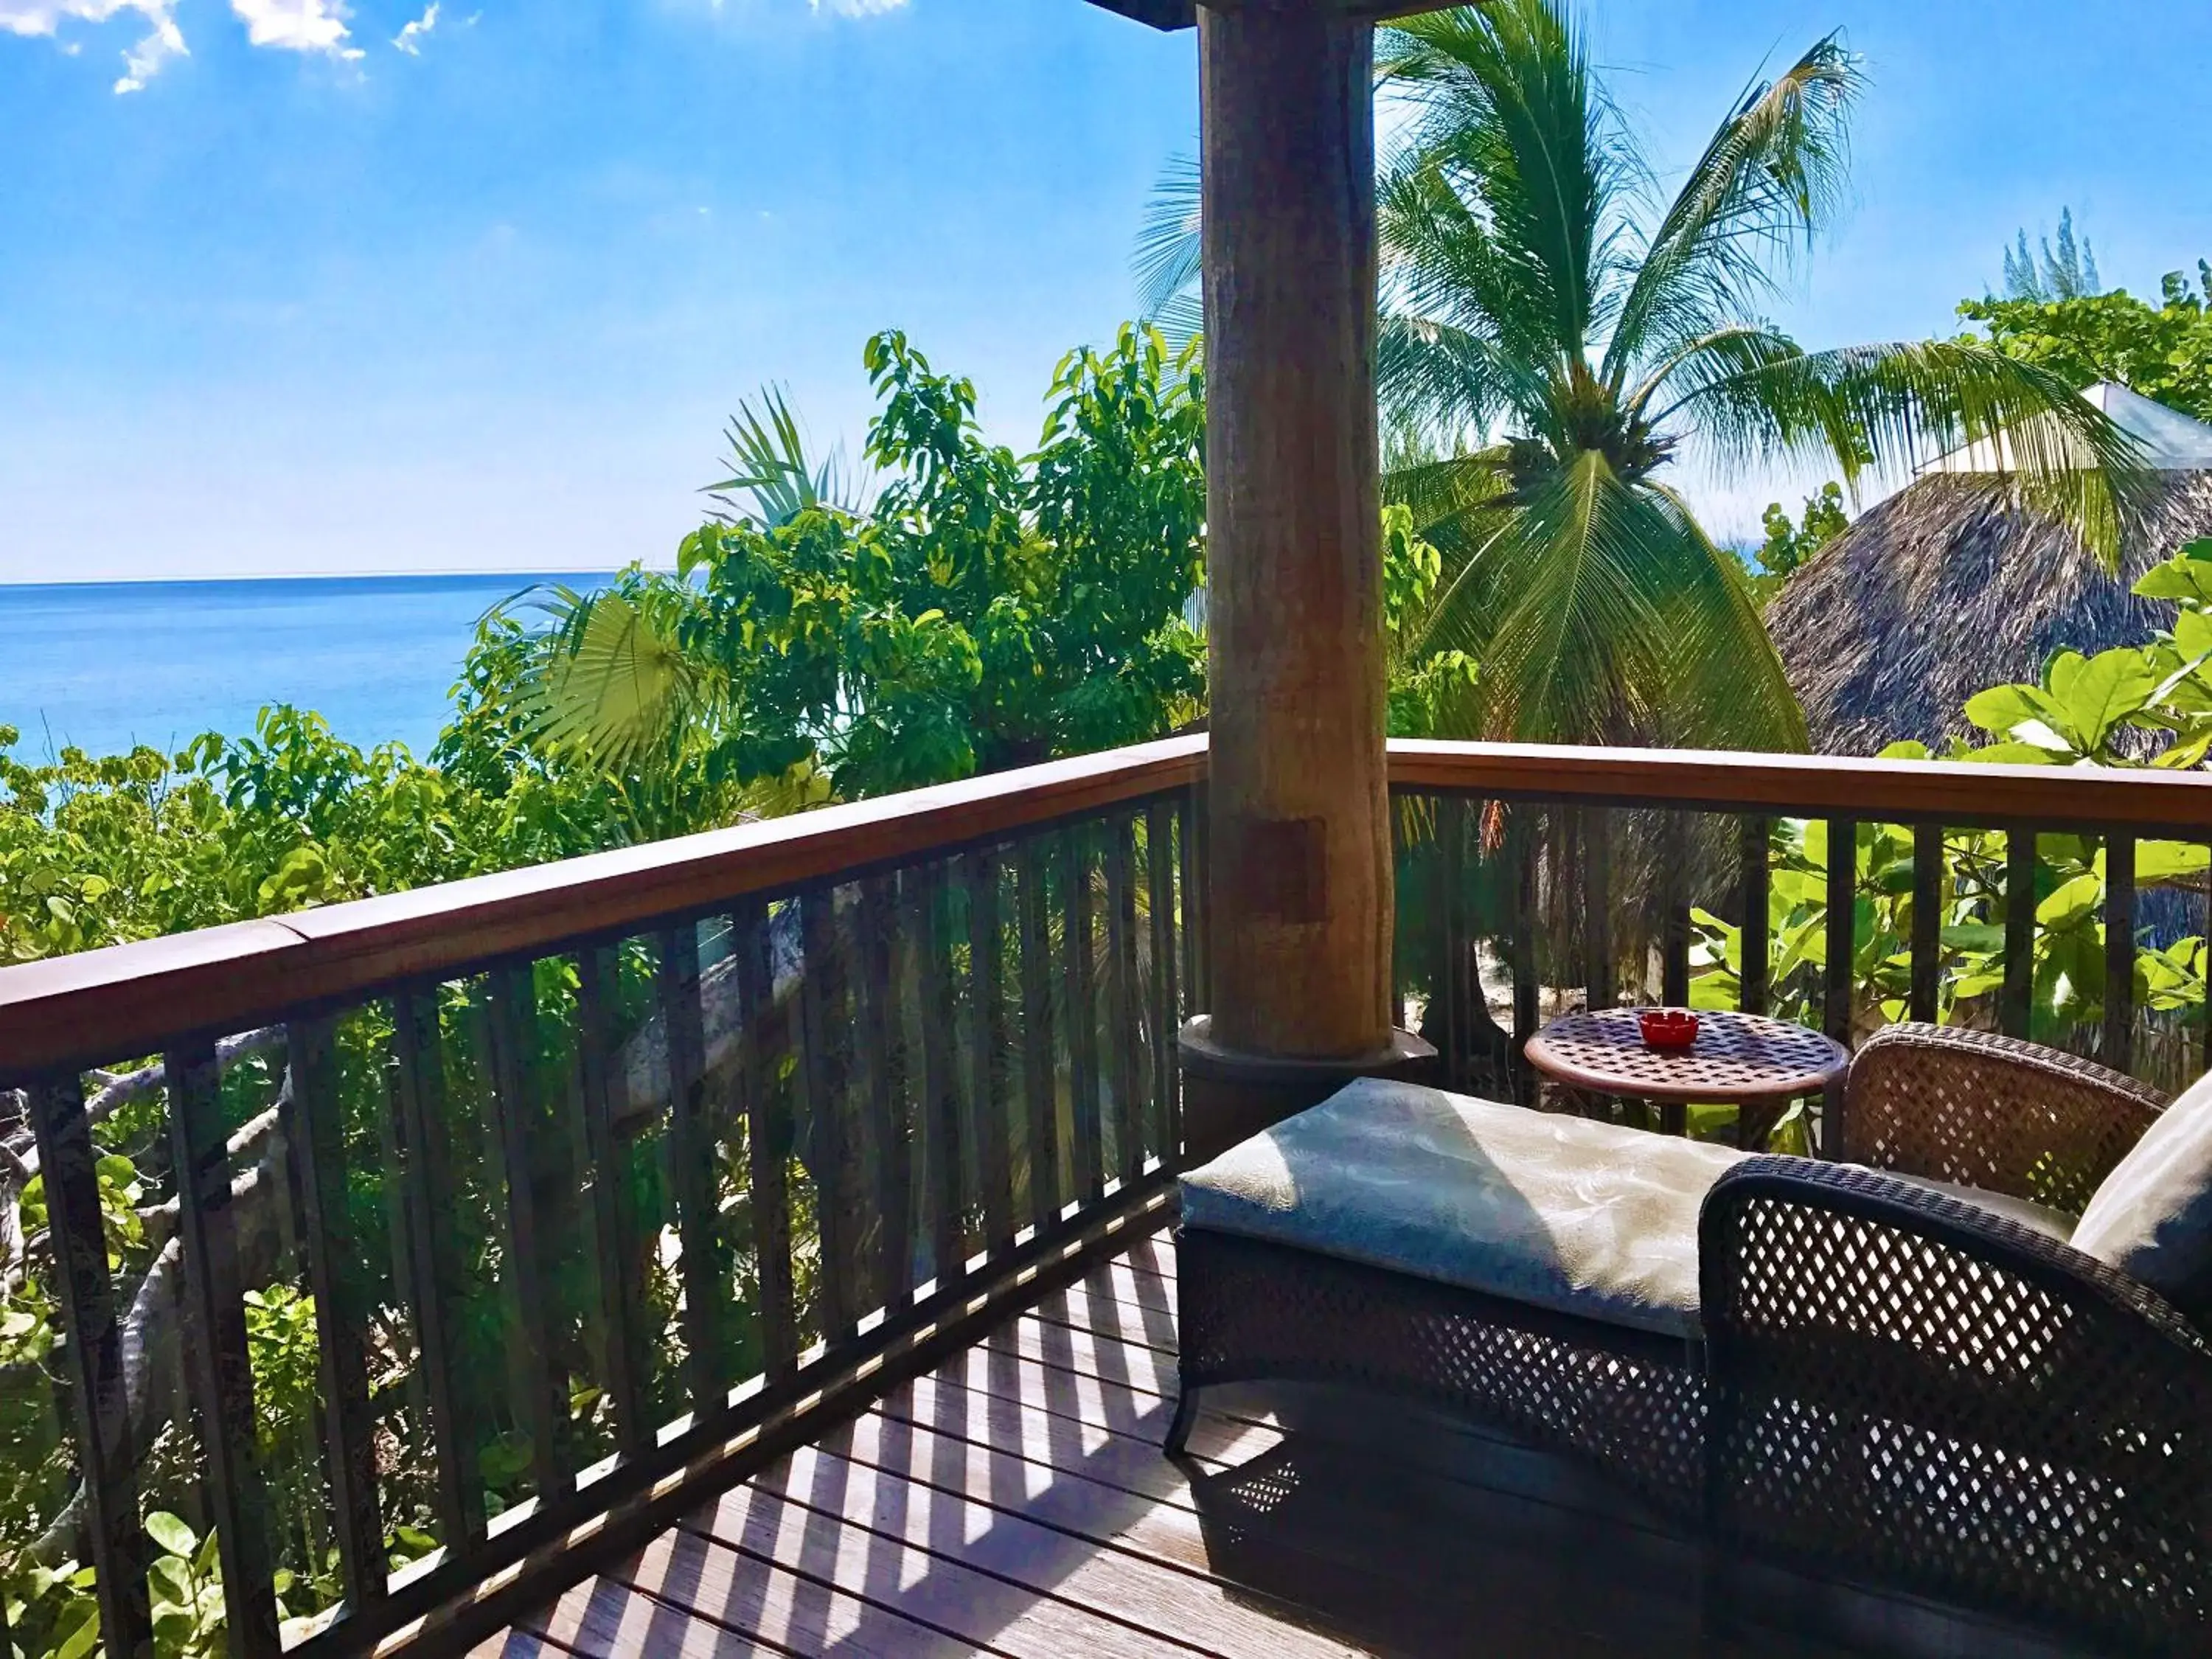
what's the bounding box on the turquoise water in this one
[0,574,613,762]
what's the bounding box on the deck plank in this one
[515,1530,975,1658]
[682,1434,1367,1659]
[487,1236,2085,1659]
[672,1461,1197,1659]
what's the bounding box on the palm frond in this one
[1133,150,1204,341]
[1607,35,1863,376]
[1382,0,1635,367]
[1385,446,1517,560]
[1642,483,1809,751]
[1376,151,1565,427]
[1439,452,1677,740]
[1653,337,2154,563]
[521,580,718,771]
[706,383,862,528]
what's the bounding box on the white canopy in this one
[1920,381,2212,475]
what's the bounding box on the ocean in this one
[0,573,614,764]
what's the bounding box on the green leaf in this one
[1962,683,2055,739]
[149,1555,192,1607]
[2135,551,2212,604]
[52,1608,100,1659]
[145,1512,197,1560]
[2153,729,2212,770]
[2052,648,2158,751]
[2136,841,2211,883]
[1940,923,2007,952]
[1961,740,2062,765]
[2037,872,2103,931]
[1951,968,2007,1000]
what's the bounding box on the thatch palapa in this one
[1769,387,2212,757]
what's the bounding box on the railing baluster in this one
[1823,818,1857,1049]
[859,877,912,1311]
[1065,825,1103,1202]
[965,850,1014,1256]
[1739,816,1770,1017]
[288,1018,386,1611]
[2105,832,2137,1073]
[1910,824,1943,1026]
[29,1073,153,1658]
[483,967,569,1499]
[575,946,651,1457]
[1822,818,1857,1159]
[1585,806,1613,1015]
[1017,838,1061,1231]
[731,902,796,1384]
[1441,796,1467,1091]
[2003,828,2037,1040]
[796,891,857,1344]
[1660,811,1691,1011]
[1146,800,1180,1169]
[390,987,486,1547]
[1105,816,1143,1187]
[1512,820,1540,1109]
[658,922,728,1405]
[913,868,964,1289]
[166,1040,282,1658]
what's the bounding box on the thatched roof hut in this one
[1768,388,2212,757]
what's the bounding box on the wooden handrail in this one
[0,735,1206,1081]
[1388,740,2212,831]
[8,732,2212,1080]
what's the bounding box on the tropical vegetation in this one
[1689,538,2212,1098]
[1141,1,2143,751]
[1961,263,2212,422]
[5,12,2212,1648]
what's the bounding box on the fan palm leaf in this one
[519,580,719,772]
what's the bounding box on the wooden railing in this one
[4,734,2212,1657]
[1392,742,2212,1133]
[0,737,1206,1658]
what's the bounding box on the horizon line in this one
[0,564,678,590]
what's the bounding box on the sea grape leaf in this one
[2053,648,2157,751]
[2134,549,2212,605]
[2135,840,2211,883]
[2037,872,2103,931]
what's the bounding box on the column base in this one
[1176,1016,1439,1166]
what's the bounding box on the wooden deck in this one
[481,1230,2085,1659]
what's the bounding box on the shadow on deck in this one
[484,1231,2085,1659]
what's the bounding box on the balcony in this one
[3,736,2204,1658]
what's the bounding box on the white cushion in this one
[2073,1070,2212,1321]
[1905,1177,2074,1242]
[1178,1077,1748,1341]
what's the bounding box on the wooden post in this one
[1179,0,1431,1158]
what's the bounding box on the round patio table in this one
[1522,1007,1848,1148]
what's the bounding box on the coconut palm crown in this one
[1141,1,2146,751]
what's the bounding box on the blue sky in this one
[1,0,2207,582]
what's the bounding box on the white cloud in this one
[0,1,187,92]
[391,0,434,54]
[228,0,361,59]
[809,0,906,15]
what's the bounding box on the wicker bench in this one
[1172,1023,2212,1655]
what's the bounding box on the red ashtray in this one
[1638,1010,1700,1051]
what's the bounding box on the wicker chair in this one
[1172,1024,2212,1656]
[1703,1024,2211,1655]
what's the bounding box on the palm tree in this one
[1141,1,2144,750]
[502,383,866,773]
